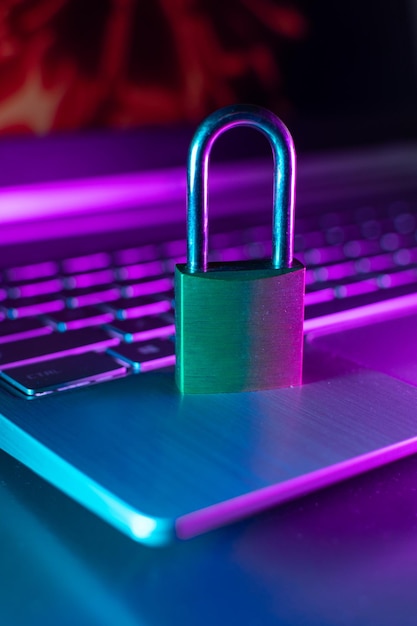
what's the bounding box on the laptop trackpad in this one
[307,311,417,388]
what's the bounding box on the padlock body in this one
[175,258,305,394]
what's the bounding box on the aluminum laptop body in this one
[0,142,417,545]
[2,2,417,546]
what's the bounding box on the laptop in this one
[1,1,417,547]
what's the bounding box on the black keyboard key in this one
[104,313,175,342]
[334,277,380,298]
[0,352,127,396]
[8,277,63,298]
[311,260,357,283]
[0,318,52,343]
[355,252,396,273]
[303,245,346,266]
[6,261,58,282]
[42,307,114,331]
[65,285,120,308]
[304,287,335,306]
[377,267,417,289]
[115,260,165,281]
[118,275,173,297]
[102,294,172,320]
[63,269,115,289]
[0,327,119,369]
[107,338,175,372]
[61,252,111,274]
[113,244,160,265]
[2,295,65,319]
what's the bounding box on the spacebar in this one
[0,328,119,369]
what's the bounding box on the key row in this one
[0,337,176,397]
[0,282,173,319]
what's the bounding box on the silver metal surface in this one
[2,336,417,544]
[2,150,417,547]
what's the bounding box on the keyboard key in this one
[115,260,165,281]
[393,247,417,266]
[343,239,380,258]
[63,268,115,289]
[102,294,172,320]
[304,246,345,266]
[62,252,111,274]
[65,285,120,308]
[8,277,63,298]
[312,260,356,283]
[6,261,58,282]
[42,307,114,331]
[0,352,127,396]
[355,252,395,273]
[377,268,417,289]
[113,244,160,265]
[0,327,119,369]
[334,277,379,298]
[0,318,52,343]
[107,338,175,372]
[104,313,175,342]
[118,275,173,297]
[304,288,335,306]
[2,295,65,319]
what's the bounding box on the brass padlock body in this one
[175,258,305,394]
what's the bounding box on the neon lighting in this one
[176,433,417,539]
[0,414,173,546]
[0,170,185,223]
[0,162,272,225]
[304,288,334,306]
[304,292,417,334]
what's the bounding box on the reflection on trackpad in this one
[308,311,417,388]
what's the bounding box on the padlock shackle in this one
[187,104,296,273]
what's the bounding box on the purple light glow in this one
[67,287,120,308]
[127,324,175,343]
[117,261,164,281]
[304,288,334,306]
[304,291,417,333]
[0,324,52,344]
[8,298,65,318]
[335,278,379,298]
[66,270,115,290]
[0,169,186,224]
[140,354,176,372]
[10,278,63,299]
[7,261,58,282]
[0,161,271,226]
[122,277,173,298]
[62,253,111,275]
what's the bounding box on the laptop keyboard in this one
[1,193,417,396]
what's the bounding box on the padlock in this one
[175,104,305,394]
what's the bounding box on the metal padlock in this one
[175,104,305,394]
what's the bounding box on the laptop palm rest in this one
[1,327,417,546]
[308,310,417,388]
